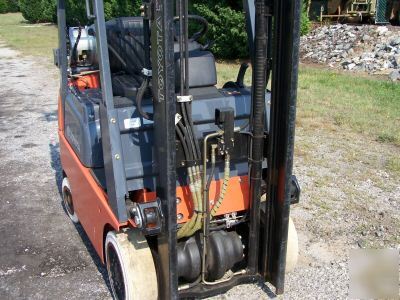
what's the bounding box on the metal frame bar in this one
[247,0,268,274]
[262,0,301,294]
[57,0,68,126]
[243,0,255,61]
[150,1,178,298]
[92,0,129,222]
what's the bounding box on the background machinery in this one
[55,0,301,298]
[310,0,400,24]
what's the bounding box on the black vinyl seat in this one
[105,17,217,99]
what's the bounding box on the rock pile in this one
[300,24,400,81]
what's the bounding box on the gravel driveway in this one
[0,42,398,300]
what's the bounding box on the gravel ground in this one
[0,42,398,299]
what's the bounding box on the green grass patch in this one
[0,13,57,59]
[297,67,400,146]
[386,157,400,175]
[217,63,400,147]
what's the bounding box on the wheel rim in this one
[107,243,126,300]
[63,186,74,216]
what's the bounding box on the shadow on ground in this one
[49,142,112,295]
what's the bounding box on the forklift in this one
[54,0,301,298]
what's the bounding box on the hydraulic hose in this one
[177,166,201,238]
[176,124,190,160]
[178,132,222,239]
[185,102,201,159]
[201,144,216,281]
[136,77,153,120]
[210,154,230,217]
[183,166,203,237]
[180,103,198,160]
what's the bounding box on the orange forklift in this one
[55,0,301,298]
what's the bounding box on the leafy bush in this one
[300,5,311,36]
[0,0,7,14]
[192,4,248,59]
[18,0,139,24]
[19,0,55,22]
[7,0,19,12]
[18,0,45,22]
[65,0,141,25]
[40,0,56,23]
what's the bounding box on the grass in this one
[1,13,399,148]
[386,157,400,175]
[0,13,57,59]
[297,67,400,146]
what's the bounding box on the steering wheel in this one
[173,15,209,42]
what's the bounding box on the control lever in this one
[236,63,249,88]
[215,107,235,155]
[222,63,249,89]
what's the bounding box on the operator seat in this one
[105,17,217,98]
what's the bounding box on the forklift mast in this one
[56,0,301,297]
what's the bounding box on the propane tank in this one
[68,26,97,72]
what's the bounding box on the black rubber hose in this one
[136,77,153,120]
[177,122,194,161]
[185,102,201,160]
[71,23,82,67]
[176,124,190,160]
[180,102,198,161]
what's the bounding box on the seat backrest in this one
[106,17,217,90]
[106,17,145,76]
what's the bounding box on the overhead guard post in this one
[262,0,301,294]
[92,0,129,222]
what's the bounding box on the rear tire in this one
[105,230,158,300]
[62,177,79,223]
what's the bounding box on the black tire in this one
[105,230,158,300]
[62,177,79,223]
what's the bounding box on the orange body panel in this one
[136,176,250,223]
[178,176,250,222]
[58,94,64,132]
[69,73,100,91]
[59,132,123,263]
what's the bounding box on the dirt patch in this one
[0,43,111,300]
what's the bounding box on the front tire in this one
[105,230,158,300]
[62,177,79,223]
[260,194,299,273]
[285,217,299,273]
